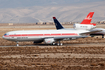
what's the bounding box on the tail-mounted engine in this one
[73,24,96,30]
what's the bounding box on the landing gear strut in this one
[102,34,104,38]
[16,41,19,46]
[52,43,55,45]
[57,41,63,46]
[52,41,63,46]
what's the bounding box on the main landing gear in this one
[57,41,63,46]
[16,41,19,46]
[102,34,104,38]
[52,41,63,46]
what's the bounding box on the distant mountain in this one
[0,0,105,23]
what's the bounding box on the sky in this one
[0,0,104,8]
[0,0,105,23]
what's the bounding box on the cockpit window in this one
[4,34,7,36]
[4,34,9,36]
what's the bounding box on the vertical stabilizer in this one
[80,12,96,26]
[53,17,64,30]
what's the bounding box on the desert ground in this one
[0,23,105,70]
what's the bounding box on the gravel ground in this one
[0,24,105,70]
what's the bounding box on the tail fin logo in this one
[53,17,64,30]
[85,15,92,20]
[80,12,95,25]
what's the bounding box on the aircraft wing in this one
[54,35,87,41]
[80,30,102,35]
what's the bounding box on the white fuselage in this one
[2,29,89,42]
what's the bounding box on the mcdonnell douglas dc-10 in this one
[2,12,102,46]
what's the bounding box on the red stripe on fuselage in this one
[4,33,78,37]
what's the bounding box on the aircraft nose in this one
[2,34,7,39]
[2,33,8,39]
[2,35,5,39]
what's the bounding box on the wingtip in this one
[53,17,56,19]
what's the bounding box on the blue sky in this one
[0,0,104,8]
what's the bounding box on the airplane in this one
[54,12,96,30]
[2,12,102,46]
[54,12,105,38]
[3,27,96,46]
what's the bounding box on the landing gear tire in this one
[57,43,63,46]
[102,35,104,38]
[60,43,63,46]
[57,41,63,46]
[57,43,60,46]
[16,41,19,46]
[52,43,55,45]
